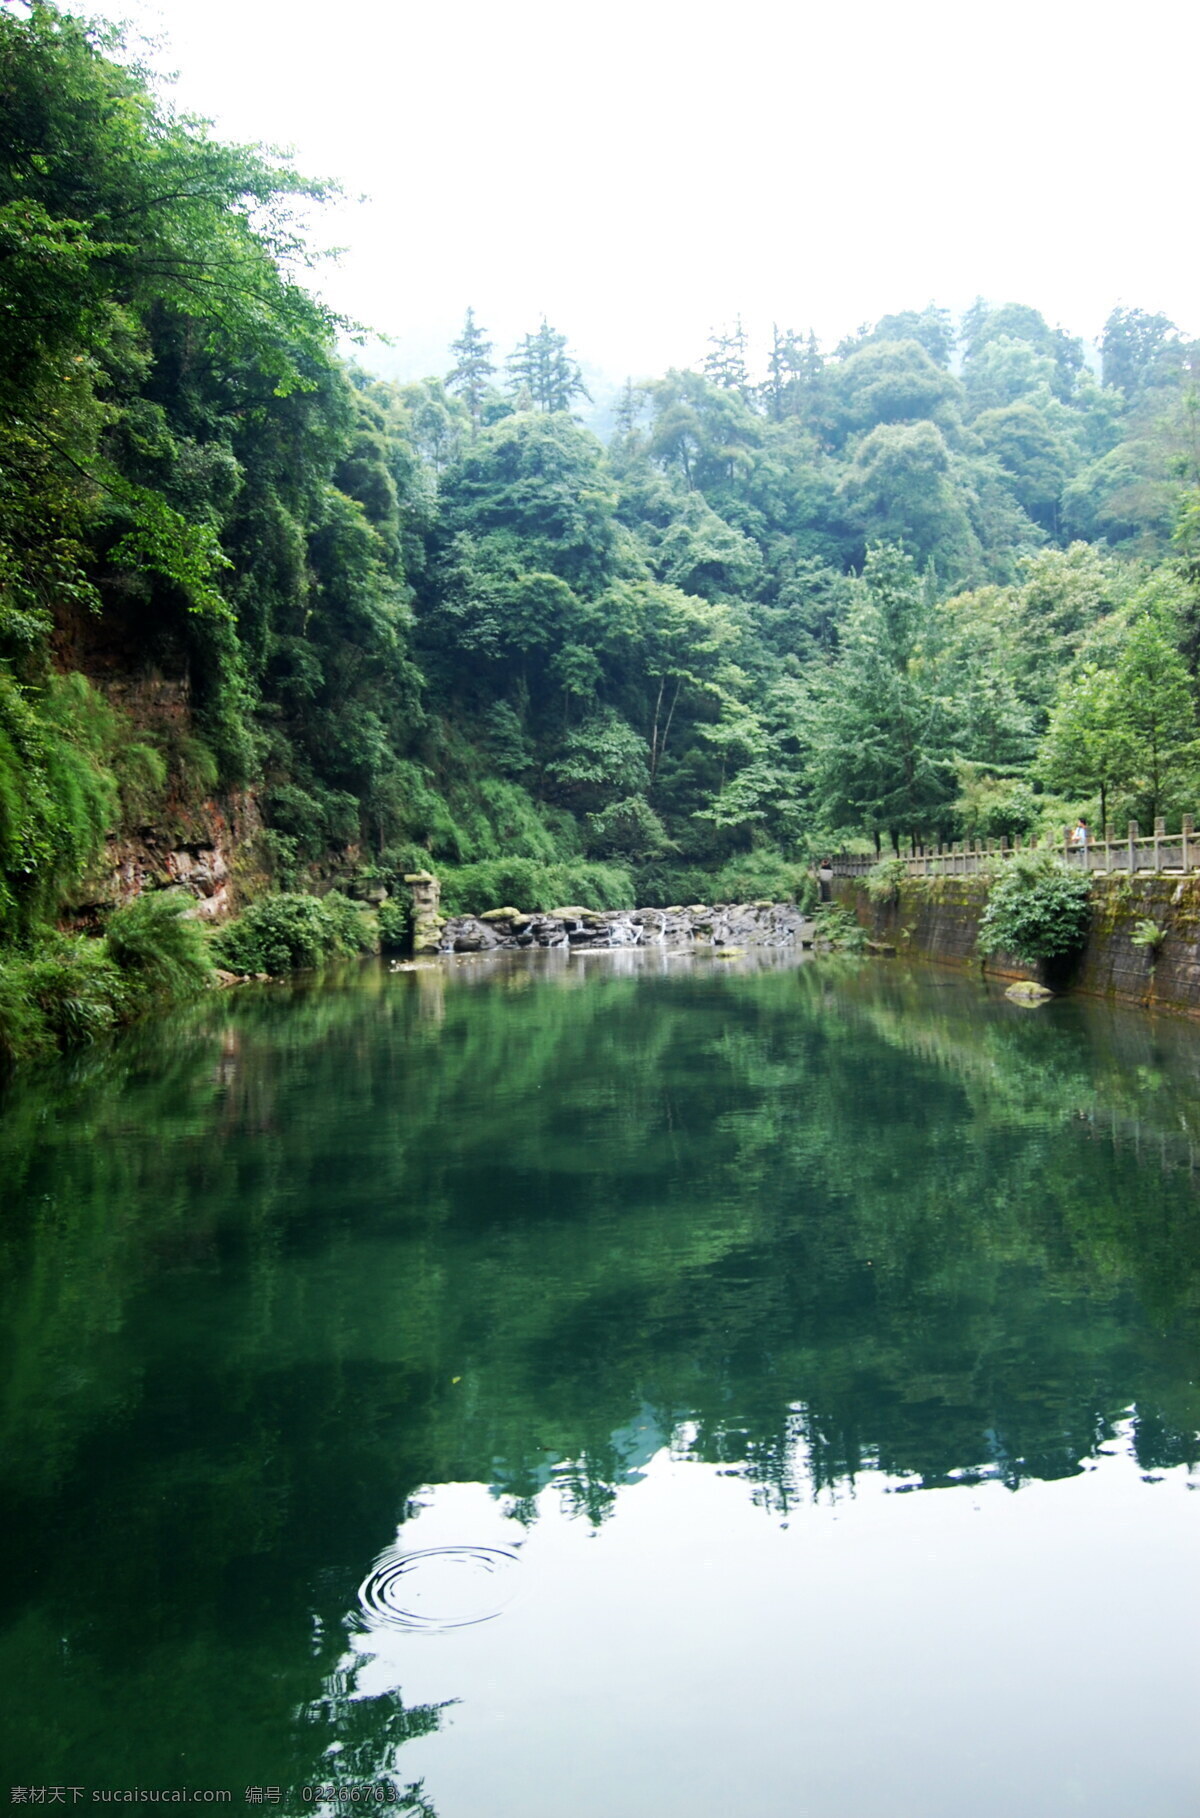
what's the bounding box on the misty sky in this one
[87,0,1197,389]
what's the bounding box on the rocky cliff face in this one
[72,788,266,926]
[58,672,270,928]
[435,901,814,953]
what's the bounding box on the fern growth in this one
[104,891,214,999]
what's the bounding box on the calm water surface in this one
[1,950,1198,1814]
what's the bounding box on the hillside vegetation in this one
[2,2,1199,1052]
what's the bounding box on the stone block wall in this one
[833,873,1200,1015]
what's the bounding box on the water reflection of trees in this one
[296,1659,442,1811]
[1,953,1198,1784]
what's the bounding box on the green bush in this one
[0,963,52,1067]
[978,854,1091,965]
[813,905,866,952]
[214,890,372,974]
[865,856,909,906]
[377,898,410,951]
[954,769,1042,842]
[0,669,121,937]
[104,890,213,999]
[438,858,634,917]
[0,897,215,1067]
[264,783,363,861]
[0,938,127,1064]
[586,795,674,861]
[319,890,376,956]
[634,849,813,909]
[24,937,127,1045]
[709,851,814,907]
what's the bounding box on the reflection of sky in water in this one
[338,1421,1199,1818]
[5,955,1200,1800]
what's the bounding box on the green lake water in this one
[2,949,1198,1814]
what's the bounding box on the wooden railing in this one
[830,816,1199,879]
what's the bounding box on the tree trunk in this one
[658,678,682,780]
[649,677,665,783]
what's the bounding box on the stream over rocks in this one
[437,900,814,953]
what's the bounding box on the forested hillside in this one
[3,0,1199,974]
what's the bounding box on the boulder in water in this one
[1004,980,1054,1006]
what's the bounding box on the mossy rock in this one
[1004,980,1054,1006]
[480,907,523,922]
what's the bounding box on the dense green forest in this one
[3,1,1200,989]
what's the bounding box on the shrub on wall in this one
[978,853,1091,965]
[865,856,910,906]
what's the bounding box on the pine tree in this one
[811,544,956,850]
[506,318,590,413]
[614,378,646,438]
[703,316,750,395]
[446,307,495,431]
[763,324,804,420]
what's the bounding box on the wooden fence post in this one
[1154,816,1165,872]
[1183,815,1193,874]
[1128,821,1139,874]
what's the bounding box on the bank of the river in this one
[834,871,1200,1014]
[0,878,819,1071]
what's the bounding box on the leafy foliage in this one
[376,897,410,951]
[214,891,373,975]
[1129,916,1164,954]
[437,858,634,916]
[103,891,213,999]
[3,0,1200,1029]
[0,894,211,1065]
[865,856,909,905]
[0,669,120,936]
[813,904,867,951]
[978,854,1092,964]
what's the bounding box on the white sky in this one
[88,0,1198,389]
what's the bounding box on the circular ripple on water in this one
[357,1545,519,1634]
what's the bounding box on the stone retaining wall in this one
[834,873,1200,1014]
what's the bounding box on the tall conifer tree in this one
[447,306,495,431]
[703,317,750,394]
[506,319,589,413]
